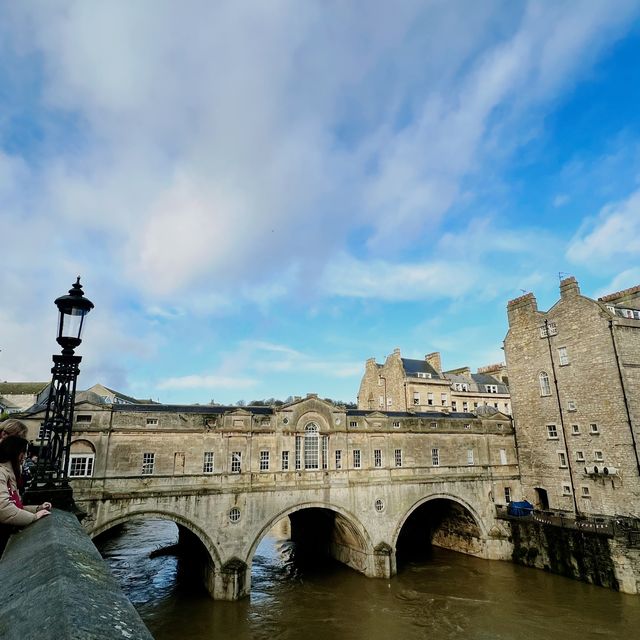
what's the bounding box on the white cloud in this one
[567,190,640,266]
[157,374,257,391]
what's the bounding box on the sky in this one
[1,1,640,405]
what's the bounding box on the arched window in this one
[304,423,319,469]
[539,371,551,397]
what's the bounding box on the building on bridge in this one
[357,349,511,414]
[504,277,640,517]
[20,393,517,600]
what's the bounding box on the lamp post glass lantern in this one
[25,277,94,510]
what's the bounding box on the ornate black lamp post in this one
[25,277,94,510]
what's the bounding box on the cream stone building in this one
[504,277,640,517]
[357,349,510,415]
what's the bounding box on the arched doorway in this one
[395,497,484,567]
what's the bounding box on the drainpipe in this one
[545,319,579,515]
[609,319,640,476]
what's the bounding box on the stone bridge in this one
[25,395,520,600]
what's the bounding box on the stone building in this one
[504,277,640,517]
[357,349,510,415]
[0,382,50,413]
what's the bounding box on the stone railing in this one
[0,510,153,639]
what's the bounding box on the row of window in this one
[561,484,592,498]
[557,450,605,466]
[546,423,600,438]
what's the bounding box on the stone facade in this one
[357,348,511,414]
[21,395,517,600]
[504,277,640,517]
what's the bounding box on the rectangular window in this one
[590,423,600,434]
[392,421,400,428]
[499,449,507,465]
[260,450,270,471]
[485,384,498,393]
[394,449,402,467]
[562,484,571,496]
[467,449,474,465]
[454,382,469,392]
[451,401,457,411]
[558,347,569,366]
[427,393,434,406]
[567,401,576,412]
[378,376,383,386]
[441,393,448,406]
[594,450,604,461]
[146,417,159,426]
[576,451,585,462]
[322,435,329,470]
[431,448,440,466]
[558,452,567,468]
[142,452,155,475]
[571,424,580,435]
[281,450,289,471]
[69,454,95,478]
[349,421,358,428]
[353,449,361,469]
[76,414,92,423]
[504,487,511,503]
[374,449,382,468]
[379,396,384,407]
[295,435,302,470]
[231,451,242,473]
[203,451,214,473]
[547,424,558,439]
[335,449,342,469]
[463,401,468,412]
[474,402,479,409]
[582,486,591,498]
[464,423,471,430]
[387,398,393,407]
[430,421,438,429]
[413,392,420,405]
[38,424,51,440]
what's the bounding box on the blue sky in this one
[1,1,640,405]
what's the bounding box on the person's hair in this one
[0,435,29,482]
[0,419,28,440]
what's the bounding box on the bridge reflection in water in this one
[97,517,640,640]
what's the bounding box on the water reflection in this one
[97,518,640,640]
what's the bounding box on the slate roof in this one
[111,403,274,415]
[347,409,478,420]
[0,382,49,395]
[444,371,508,394]
[400,359,442,379]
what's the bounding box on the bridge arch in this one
[246,501,374,575]
[89,509,223,569]
[393,493,488,562]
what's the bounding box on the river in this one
[97,518,640,640]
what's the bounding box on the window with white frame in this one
[590,423,600,434]
[581,486,591,498]
[353,449,361,469]
[558,347,569,366]
[322,436,329,470]
[281,450,289,471]
[349,420,358,428]
[454,382,469,392]
[539,372,551,396]
[430,421,438,429]
[69,453,94,478]
[431,448,440,466]
[304,423,319,469]
[594,450,604,462]
[451,401,457,411]
[567,401,577,412]
[142,452,155,475]
[335,449,342,469]
[203,451,214,474]
[576,451,585,462]
[427,393,434,406]
[417,372,431,379]
[467,449,474,465]
[463,401,468,412]
[374,449,382,468]
[441,393,448,406]
[499,449,507,465]
[260,450,270,471]
[485,384,498,393]
[387,398,393,407]
[392,421,400,428]
[546,424,558,439]
[558,452,567,468]
[394,449,402,467]
[539,322,557,337]
[295,435,302,470]
[231,451,242,473]
[146,417,159,426]
[413,392,420,405]
[562,484,571,496]
[504,487,511,503]
[38,424,52,440]
[571,424,580,435]
[379,396,384,407]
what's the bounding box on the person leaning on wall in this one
[0,435,51,554]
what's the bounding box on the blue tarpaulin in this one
[507,500,534,516]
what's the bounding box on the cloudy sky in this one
[1,1,640,405]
